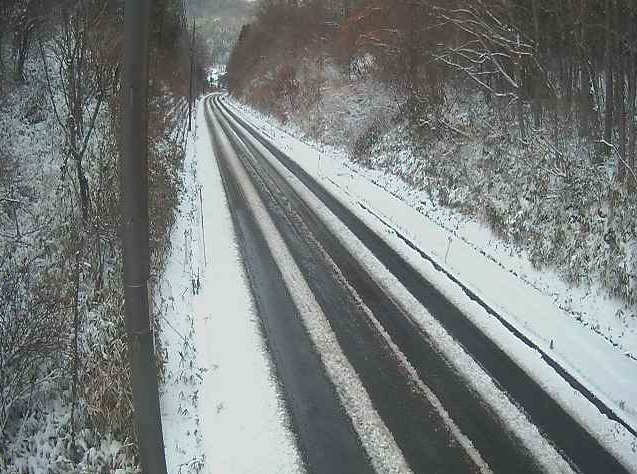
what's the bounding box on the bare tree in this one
[601,0,615,162]
[627,5,637,190]
[37,0,120,458]
[12,0,42,80]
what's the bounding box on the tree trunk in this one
[515,34,526,140]
[70,234,83,464]
[65,10,91,221]
[615,0,625,182]
[614,0,626,182]
[601,0,614,162]
[13,0,37,81]
[14,24,32,80]
[531,0,542,128]
[578,0,592,137]
[627,8,637,191]
[0,23,5,79]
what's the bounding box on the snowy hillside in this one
[227,0,637,353]
[0,1,198,471]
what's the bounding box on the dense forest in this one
[0,0,203,470]
[228,0,637,312]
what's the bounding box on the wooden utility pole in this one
[188,17,195,132]
[121,0,168,473]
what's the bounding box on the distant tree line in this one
[228,0,637,189]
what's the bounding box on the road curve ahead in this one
[203,94,631,474]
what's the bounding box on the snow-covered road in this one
[159,94,637,474]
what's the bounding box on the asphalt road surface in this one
[203,94,630,474]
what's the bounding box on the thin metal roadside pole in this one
[188,18,195,131]
[120,0,168,472]
[199,186,207,267]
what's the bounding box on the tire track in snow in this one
[219,97,631,474]
[205,97,411,474]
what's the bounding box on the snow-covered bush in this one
[360,85,637,308]
[0,258,67,436]
[0,0,194,470]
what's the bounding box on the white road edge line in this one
[207,100,413,474]
[218,101,577,474]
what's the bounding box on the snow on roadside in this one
[223,96,637,469]
[158,97,303,474]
